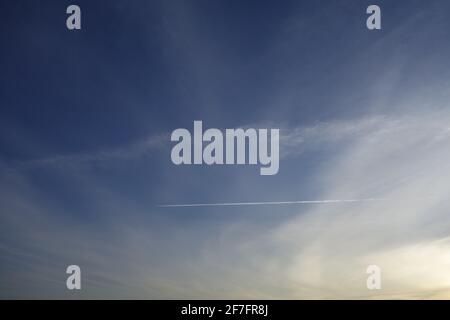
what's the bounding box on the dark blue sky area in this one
[1,0,450,212]
[1,0,442,160]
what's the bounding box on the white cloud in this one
[266,111,450,298]
[3,111,450,299]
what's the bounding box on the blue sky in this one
[2,0,450,299]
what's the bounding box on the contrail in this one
[157,198,386,208]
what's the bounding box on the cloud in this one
[150,111,450,299]
[265,111,450,298]
[14,133,168,170]
[3,110,450,299]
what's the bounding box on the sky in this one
[1,0,450,299]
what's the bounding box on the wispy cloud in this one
[14,133,168,170]
[3,110,450,298]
